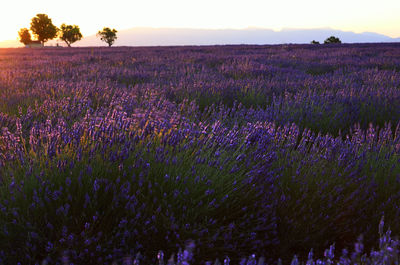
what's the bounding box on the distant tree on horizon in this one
[30,14,58,45]
[324,36,341,44]
[59,24,83,47]
[97,27,118,47]
[18,28,32,45]
[311,40,320,44]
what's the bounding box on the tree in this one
[59,24,83,47]
[30,14,58,44]
[18,28,32,45]
[324,36,341,44]
[97,27,117,47]
[310,40,320,44]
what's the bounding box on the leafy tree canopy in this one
[97,27,118,47]
[311,40,320,44]
[59,24,83,47]
[30,14,58,44]
[18,28,32,45]
[324,36,342,44]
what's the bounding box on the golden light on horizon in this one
[1,0,400,44]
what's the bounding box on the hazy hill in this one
[76,27,399,46]
[1,28,399,48]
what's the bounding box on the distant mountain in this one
[1,28,399,48]
[76,27,398,46]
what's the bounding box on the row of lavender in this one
[2,44,400,134]
[0,44,399,264]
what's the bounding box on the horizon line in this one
[1,27,399,48]
[3,26,399,40]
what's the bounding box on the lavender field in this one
[1,44,400,264]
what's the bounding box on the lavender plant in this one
[0,44,399,264]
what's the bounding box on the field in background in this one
[0,44,400,264]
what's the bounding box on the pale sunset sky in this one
[1,0,399,42]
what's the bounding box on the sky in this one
[1,0,400,43]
